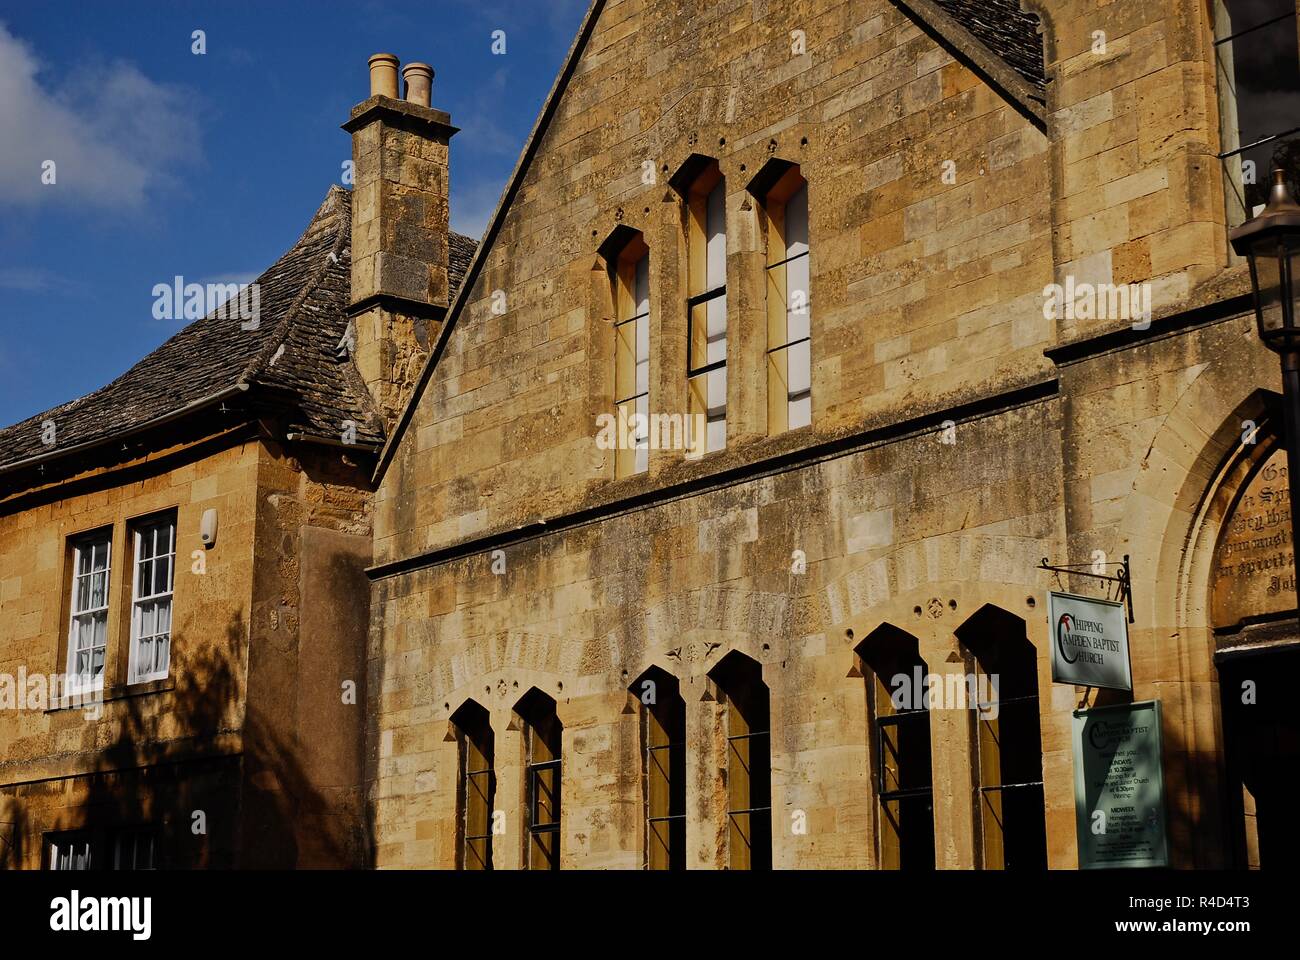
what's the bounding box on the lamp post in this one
[1230,168,1300,599]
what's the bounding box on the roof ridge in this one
[889,0,1046,128]
[238,187,351,387]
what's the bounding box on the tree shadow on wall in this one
[0,802,28,870]
[1089,685,1227,869]
[65,613,368,869]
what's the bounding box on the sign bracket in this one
[1039,554,1134,623]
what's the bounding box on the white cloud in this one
[0,21,200,209]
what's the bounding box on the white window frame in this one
[687,169,728,457]
[614,242,652,477]
[128,515,176,685]
[766,177,812,432]
[65,532,111,695]
[47,832,95,870]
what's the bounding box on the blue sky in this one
[0,0,588,427]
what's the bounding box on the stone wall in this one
[0,439,259,868]
[0,435,375,868]
[374,0,1055,565]
[371,396,1067,868]
[366,0,1278,870]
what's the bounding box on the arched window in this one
[751,160,811,433]
[610,230,650,476]
[451,700,494,870]
[516,689,562,870]
[677,157,727,456]
[709,652,770,869]
[856,625,934,870]
[957,606,1046,870]
[631,666,686,869]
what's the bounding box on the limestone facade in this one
[366,0,1291,869]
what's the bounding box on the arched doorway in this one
[1212,439,1300,867]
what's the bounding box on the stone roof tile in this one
[934,0,1046,93]
[0,187,476,471]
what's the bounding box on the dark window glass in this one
[635,668,686,870]
[960,608,1047,871]
[857,626,935,870]
[710,653,771,870]
[452,701,495,871]
[518,691,562,870]
[1215,0,1300,225]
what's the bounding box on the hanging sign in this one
[1048,591,1132,691]
[1072,700,1169,869]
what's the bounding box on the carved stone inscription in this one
[1212,447,1296,630]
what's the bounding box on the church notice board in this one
[1048,591,1132,691]
[1072,700,1169,869]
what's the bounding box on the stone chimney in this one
[343,53,458,431]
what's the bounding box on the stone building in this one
[0,73,476,866]
[3,0,1298,873]
[364,0,1299,870]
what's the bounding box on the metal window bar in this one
[976,693,1044,804]
[979,781,1045,793]
[767,249,810,271]
[726,731,770,817]
[1214,10,1295,47]
[527,750,561,867]
[1213,10,1300,162]
[686,288,727,376]
[460,728,493,863]
[527,758,561,831]
[766,336,810,356]
[974,692,1039,711]
[463,766,494,856]
[614,311,651,405]
[877,712,932,802]
[644,734,684,860]
[1219,125,1300,161]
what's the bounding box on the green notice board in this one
[1072,699,1169,869]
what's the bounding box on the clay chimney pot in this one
[402,63,433,108]
[368,53,400,99]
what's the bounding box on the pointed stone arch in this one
[1112,361,1282,866]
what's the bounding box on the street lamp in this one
[1230,167,1300,598]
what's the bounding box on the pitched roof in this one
[934,0,1046,93]
[0,186,476,475]
[891,0,1047,126]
